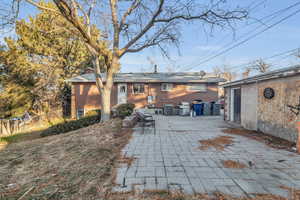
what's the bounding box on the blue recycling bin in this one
[193,103,203,116]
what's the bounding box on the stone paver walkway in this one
[114,116,300,197]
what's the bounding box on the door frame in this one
[230,87,241,122]
[117,83,127,104]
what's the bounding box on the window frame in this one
[187,83,207,92]
[132,83,145,94]
[77,108,85,119]
[161,83,173,91]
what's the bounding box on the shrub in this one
[85,109,101,117]
[115,103,135,119]
[40,111,101,137]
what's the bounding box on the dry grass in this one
[0,118,133,200]
[0,117,66,145]
[199,136,234,151]
[222,128,295,151]
[117,156,136,167]
[280,186,300,199]
[222,160,247,169]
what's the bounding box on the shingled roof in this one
[68,72,226,83]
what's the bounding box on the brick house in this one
[223,65,300,143]
[68,72,225,118]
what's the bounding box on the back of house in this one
[68,72,225,118]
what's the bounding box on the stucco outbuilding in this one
[223,65,300,143]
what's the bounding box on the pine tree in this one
[0,3,96,118]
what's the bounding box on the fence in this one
[0,119,23,135]
[0,110,63,136]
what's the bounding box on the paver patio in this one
[114,115,300,197]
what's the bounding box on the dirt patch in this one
[213,192,296,200]
[280,186,300,199]
[222,160,247,169]
[118,156,136,167]
[222,128,295,151]
[199,136,234,151]
[0,118,133,200]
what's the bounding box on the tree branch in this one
[52,0,110,64]
[154,10,248,23]
[120,0,165,56]
[25,0,61,15]
[109,0,120,51]
[119,0,141,30]
[125,38,169,53]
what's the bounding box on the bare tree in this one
[242,67,251,78]
[213,65,237,82]
[4,0,248,121]
[248,58,271,73]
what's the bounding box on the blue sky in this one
[1,0,300,74]
[120,0,300,74]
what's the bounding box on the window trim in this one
[161,83,173,91]
[187,83,207,92]
[132,83,145,94]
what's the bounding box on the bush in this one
[85,109,101,117]
[115,103,135,119]
[40,111,101,137]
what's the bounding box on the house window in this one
[120,85,126,93]
[77,109,84,119]
[188,84,207,92]
[161,83,173,91]
[133,84,144,94]
[148,95,156,103]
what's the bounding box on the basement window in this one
[161,83,173,91]
[77,109,84,119]
[133,84,145,94]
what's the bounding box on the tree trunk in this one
[101,86,112,122]
[100,56,118,122]
[92,55,112,122]
[92,52,118,122]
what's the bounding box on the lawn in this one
[0,118,132,199]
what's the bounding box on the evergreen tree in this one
[0,3,94,118]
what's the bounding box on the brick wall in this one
[71,82,219,118]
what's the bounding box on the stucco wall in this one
[241,84,258,130]
[257,75,300,142]
[71,82,219,118]
[224,74,300,143]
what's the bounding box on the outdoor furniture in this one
[135,111,156,134]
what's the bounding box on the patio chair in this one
[135,111,156,135]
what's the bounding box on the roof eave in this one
[222,66,300,88]
[68,80,224,83]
